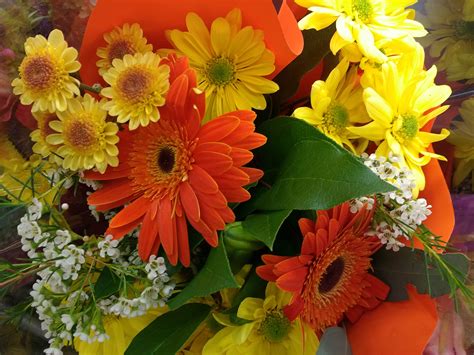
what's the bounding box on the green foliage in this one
[372,248,470,301]
[241,210,292,249]
[254,117,394,210]
[93,266,121,300]
[125,303,211,355]
[168,239,238,310]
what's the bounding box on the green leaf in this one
[93,266,121,300]
[272,27,334,106]
[241,210,292,249]
[255,117,394,210]
[317,327,352,355]
[125,303,211,355]
[372,248,470,301]
[168,239,238,309]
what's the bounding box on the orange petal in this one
[179,181,201,222]
[198,116,240,142]
[106,217,142,240]
[298,217,315,236]
[138,209,160,260]
[301,232,316,254]
[256,264,278,281]
[109,196,150,228]
[176,214,190,267]
[347,285,437,355]
[189,165,219,194]
[230,147,253,166]
[194,151,234,175]
[220,187,251,203]
[240,167,264,183]
[233,132,267,150]
[194,142,232,156]
[88,179,134,206]
[276,266,308,292]
[158,198,176,261]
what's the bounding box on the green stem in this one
[80,83,102,94]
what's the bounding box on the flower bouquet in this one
[0,0,472,354]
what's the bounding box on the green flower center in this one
[205,57,235,86]
[259,311,292,343]
[454,21,474,40]
[396,113,419,140]
[323,103,349,134]
[352,0,373,22]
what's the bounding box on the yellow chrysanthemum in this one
[46,94,119,173]
[203,283,319,355]
[74,307,164,355]
[347,48,452,191]
[101,52,170,130]
[167,8,279,122]
[0,154,61,205]
[0,126,25,171]
[11,29,80,113]
[447,98,474,189]
[31,111,62,164]
[296,0,427,63]
[97,23,153,76]
[418,0,474,82]
[293,59,369,154]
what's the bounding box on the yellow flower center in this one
[117,66,153,103]
[318,257,345,293]
[108,39,136,63]
[64,119,99,152]
[394,113,419,141]
[259,311,292,343]
[205,57,236,86]
[352,0,373,22]
[322,103,349,134]
[21,55,57,91]
[454,21,474,40]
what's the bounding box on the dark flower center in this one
[319,257,345,293]
[157,146,176,174]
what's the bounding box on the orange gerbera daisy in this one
[257,202,389,332]
[86,55,266,266]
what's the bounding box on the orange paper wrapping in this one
[79,0,303,86]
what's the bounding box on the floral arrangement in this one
[0,0,472,354]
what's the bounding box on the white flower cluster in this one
[99,255,175,318]
[360,153,432,251]
[18,200,175,354]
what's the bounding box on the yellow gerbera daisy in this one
[46,94,120,173]
[74,307,164,355]
[296,0,427,63]
[101,52,170,130]
[166,8,279,122]
[97,23,153,76]
[202,283,319,355]
[31,111,62,164]
[11,29,81,113]
[293,59,369,154]
[347,48,452,191]
[418,0,474,82]
[447,98,474,189]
